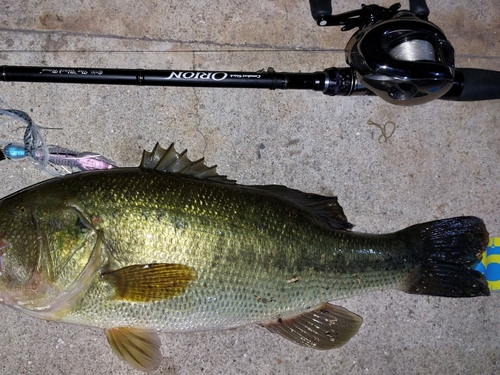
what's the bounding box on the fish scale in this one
[46,169,420,327]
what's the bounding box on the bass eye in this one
[75,216,89,231]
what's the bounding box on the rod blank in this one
[1,65,329,90]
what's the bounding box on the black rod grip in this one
[441,68,500,101]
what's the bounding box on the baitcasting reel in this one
[311,1,456,105]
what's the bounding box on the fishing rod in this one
[2,0,500,106]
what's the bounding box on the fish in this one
[0,143,490,372]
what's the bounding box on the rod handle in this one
[441,68,500,101]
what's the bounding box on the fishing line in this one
[367,119,396,142]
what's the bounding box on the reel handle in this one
[309,1,430,25]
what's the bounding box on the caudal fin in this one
[399,216,490,297]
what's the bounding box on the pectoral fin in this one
[105,327,161,372]
[101,263,196,302]
[262,303,363,349]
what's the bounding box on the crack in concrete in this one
[191,52,207,156]
[0,27,342,53]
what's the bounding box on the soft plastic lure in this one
[0,108,116,175]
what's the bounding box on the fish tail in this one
[399,216,490,297]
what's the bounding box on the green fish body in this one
[0,144,489,372]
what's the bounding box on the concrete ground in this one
[0,0,499,374]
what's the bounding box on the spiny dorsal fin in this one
[249,185,352,230]
[140,143,235,184]
[105,327,162,372]
[262,303,363,349]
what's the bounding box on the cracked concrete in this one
[0,0,500,374]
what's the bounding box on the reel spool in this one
[389,39,436,62]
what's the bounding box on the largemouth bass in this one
[0,143,489,372]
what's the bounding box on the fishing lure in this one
[0,108,116,175]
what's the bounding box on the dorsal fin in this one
[140,143,235,184]
[249,185,352,230]
[140,143,351,230]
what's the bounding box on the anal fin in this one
[105,327,161,372]
[262,303,363,350]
